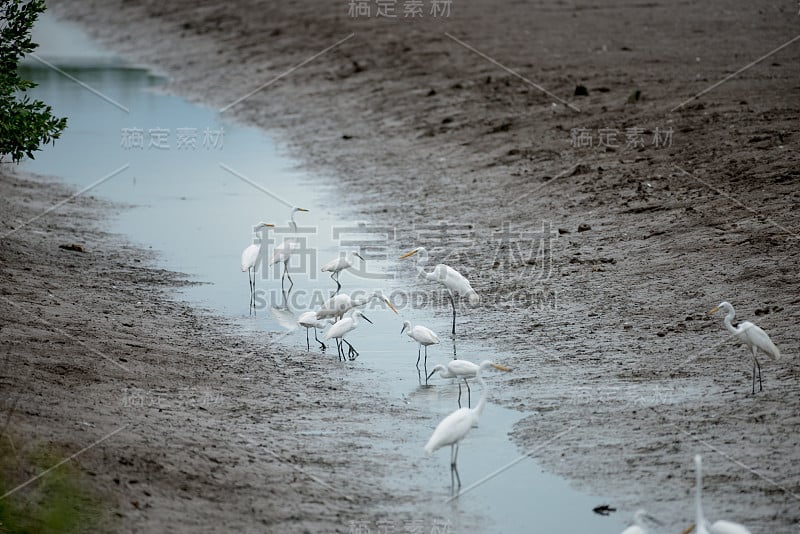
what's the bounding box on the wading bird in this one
[271,207,308,288]
[693,455,751,534]
[315,290,397,321]
[708,301,780,394]
[424,361,510,492]
[621,509,663,534]
[400,246,478,338]
[324,310,373,361]
[321,250,365,292]
[428,359,510,408]
[297,311,329,351]
[241,222,274,313]
[401,320,440,374]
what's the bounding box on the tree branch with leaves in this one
[0,0,67,164]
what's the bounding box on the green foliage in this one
[0,436,106,533]
[0,0,67,163]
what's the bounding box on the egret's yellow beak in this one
[707,306,720,316]
[680,524,695,534]
[400,249,418,259]
[384,298,399,314]
[297,208,309,212]
[492,364,511,372]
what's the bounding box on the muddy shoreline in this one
[0,166,462,531]
[11,0,800,531]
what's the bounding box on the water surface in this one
[20,14,628,533]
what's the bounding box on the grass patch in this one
[0,433,108,533]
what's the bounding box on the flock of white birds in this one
[241,208,782,533]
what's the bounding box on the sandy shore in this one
[8,0,800,531]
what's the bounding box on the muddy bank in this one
[39,0,800,531]
[0,166,463,531]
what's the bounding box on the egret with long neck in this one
[240,222,274,314]
[400,246,478,338]
[323,309,373,361]
[424,360,510,492]
[708,301,780,394]
[272,207,308,289]
[694,454,751,534]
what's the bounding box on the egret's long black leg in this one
[457,382,462,408]
[314,329,326,351]
[465,378,471,408]
[451,443,461,490]
[424,346,429,384]
[755,352,763,392]
[450,444,456,490]
[248,268,255,314]
[447,292,456,338]
[343,339,359,360]
[282,262,293,290]
[335,338,343,361]
[305,329,310,351]
[286,267,294,289]
[752,354,756,395]
[416,346,421,370]
[330,271,342,294]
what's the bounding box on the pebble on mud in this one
[578,223,591,232]
[59,243,85,252]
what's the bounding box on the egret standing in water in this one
[428,359,510,408]
[693,454,751,534]
[241,222,274,313]
[425,360,510,492]
[400,246,478,338]
[272,207,308,289]
[708,301,781,393]
[321,250,365,293]
[297,311,329,351]
[401,320,440,375]
[315,290,397,321]
[324,310,373,361]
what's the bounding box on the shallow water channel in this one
[21,14,627,533]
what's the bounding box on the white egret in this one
[240,222,274,312]
[400,246,478,338]
[708,301,781,393]
[324,310,373,361]
[694,455,751,534]
[621,509,662,534]
[428,359,510,408]
[321,250,365,292]
[272,207,309,288]
[315,290,398,321]
[401,320,440,373]
[297,311,329,351]
[424,361,510,490]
